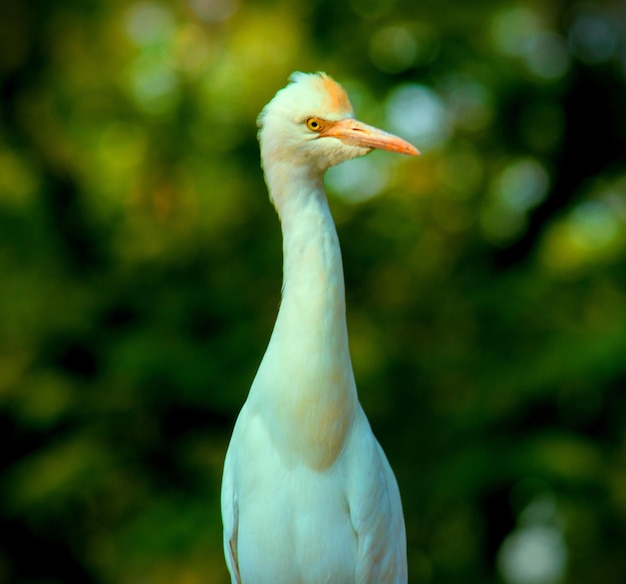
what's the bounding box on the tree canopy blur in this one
[1,0,625,582]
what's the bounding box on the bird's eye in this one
[305,117,325,132]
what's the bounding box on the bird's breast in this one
[232,407,358,583]
[252,341,357,470]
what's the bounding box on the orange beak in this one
[320,118,420,156]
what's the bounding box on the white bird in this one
[221,72,419,584]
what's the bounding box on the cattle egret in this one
[221,72,419,583]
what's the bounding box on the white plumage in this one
[221,72,419,583]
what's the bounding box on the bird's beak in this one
[320,118,420,156]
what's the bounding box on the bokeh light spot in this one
[568,10,618,65]
[499,493,567,584]
[569,200,620,251]
[521,31,570,80]
[496,158,550,212]
[540,193,625,273]
[491,6,542,56]
[188,0,238,23]
[125,2,175,47]
[385,84,450,150]
[481,158,549,245]
[327,155,390,203]
[499,524,567,584]
[128,54,180,116]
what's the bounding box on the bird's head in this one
[258,72,419,174]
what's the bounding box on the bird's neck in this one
[253,162,358,469]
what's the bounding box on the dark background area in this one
[1,0,626,582]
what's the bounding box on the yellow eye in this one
[305,117,325,132]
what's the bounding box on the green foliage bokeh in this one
[1,0,626,582]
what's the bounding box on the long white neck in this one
[251,161,358,469]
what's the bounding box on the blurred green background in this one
[1,0,626,582]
